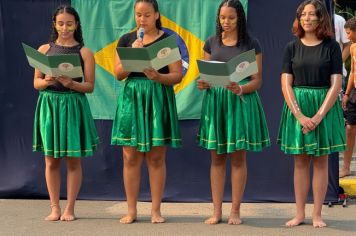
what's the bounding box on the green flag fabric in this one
[72,0,248,119]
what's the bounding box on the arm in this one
[306,41,344,132]
[338,15,351,62]
[143,59,183,85]
[33,44,55,90]
[281,73,315,132]
[114,51,131,80]
[226,53,262,94]
[342,44,355,109]
[352,44,356,88]
[310,74,342,128]
[56,47,96,93]
[143,35,183,85]
[242,53,263,92]
[342,42,351,62]
[197,52,211,90]
[114,35,141,81]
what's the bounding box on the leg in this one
[44,156,62,221]
[205,151,227,225]
[340,124,356,177]
[120,147,144,224]
[228,150,247,225]
[312,155,328,228]
[146,146,167,223]
[61,157,82,221]
[286,154,311,227]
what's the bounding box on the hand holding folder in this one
[197,49,258,87]
[22,43,83,78]
[117,35,181,72]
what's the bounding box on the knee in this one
[66,158,81,172]
[146,155,165,168]
[230,151,246,168]
[294,157,310,169]
[346,125,356,136]
[45,158,61,171]
[313,156,328,169]
[123,155,141,168]
[211,156,226,167]
[231,158,246,168]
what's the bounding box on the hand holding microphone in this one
[138,27,145,41]
[132,27,145,48]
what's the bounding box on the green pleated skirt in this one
[111,77,182,152]
[33,90,99,158]
[277,87,346,156]
[197,86,270,154]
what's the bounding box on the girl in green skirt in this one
[33,6,99,221]
[111,0,182,224]
[197,0,270,225]
[277,0,346,228]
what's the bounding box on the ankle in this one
[341,166,350,171]
[128,209,137,216]
[230,207,240,214]
[151,209,161,215]
[213,210,222,217]
[63,205,75,212]
[295,212,305,219]
[312,211,322,218]
[50,203,60,209]
[230,210,240,216]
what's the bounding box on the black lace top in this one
[45,42,84,91]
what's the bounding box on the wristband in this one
[296,113,303,120]
[235,85,243,95]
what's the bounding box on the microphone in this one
[138,27,145,41]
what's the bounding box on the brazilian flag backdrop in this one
[72,0,248,120]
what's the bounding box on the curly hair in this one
[292,0,333,40]
[134,0,162,30]
[345,16,356,31]
[49,5,84,46]
[215,0,250,46]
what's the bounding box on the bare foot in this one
[119,214,137,224]
[228,212,242,225]
[151,213,165,224]
[60,208,76,221]
[285,217,305,227]
[45,205,61,221]
[313,216,327,228]
[204,215,222,225]
[339,168,351,178]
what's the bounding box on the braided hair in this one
[216,0,250,46]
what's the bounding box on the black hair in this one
[216,0,250,46]
[134,0,162,30]
[345,16,356,31]
[49,5,84,45]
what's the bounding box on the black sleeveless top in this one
[45,42,84,91]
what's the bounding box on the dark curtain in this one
[0,0,338,202]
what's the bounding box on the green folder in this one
[22,43,83,78]
[117,34,181,72]
[197,49,257,87]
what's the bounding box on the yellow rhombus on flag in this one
[94,15,204,94]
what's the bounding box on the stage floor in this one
[0,199,355,235]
